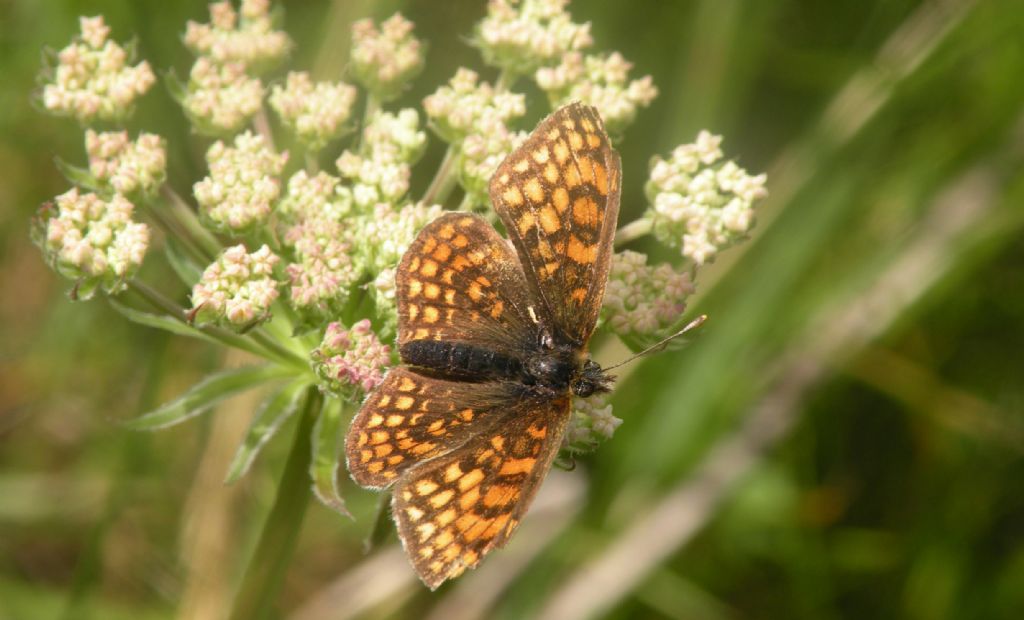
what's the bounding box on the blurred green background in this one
[2,0,1023,618]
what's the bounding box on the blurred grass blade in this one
[164,236,204,287]
[109,298,221,347]
[124,365,296,431]
[310,396,350,517]
[363,493,394,553]
[225,378,311,483]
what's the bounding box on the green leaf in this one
[309,396,350,517]
[54,157,100,193]
[164,236,204,287]
[108,299,222,348]
[225,379,310,484]
[124,365,296,431]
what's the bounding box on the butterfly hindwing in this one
[346,367,522,489]
[391,393,572,589]
[490,102,621,347]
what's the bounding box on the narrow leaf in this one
[124,365,296,431]
[310,396,350,517]
[225,379,310,484]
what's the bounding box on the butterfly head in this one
[572,358,613,398]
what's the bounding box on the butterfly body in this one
[346,102,620,589]
[400,332,611,397]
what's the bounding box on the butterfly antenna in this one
[603,314,708,372]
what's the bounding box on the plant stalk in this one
[229,387,321,620]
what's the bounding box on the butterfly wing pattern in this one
[490,103,621,347]
[345,102,620,589]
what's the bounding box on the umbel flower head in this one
[85,130,167,199]
[193,131,288,234]
[40,16,155,124]
[564,394,622,454]
[536,51,657,136]
[190,244,280,329]
[269,72,358,151]
[335,109,426,210]
[179,57,265,136]
[32,188,150,300]
[603,250,695,338]
[311,319,392,402]
[350,13,425,102]
[646,131,768,265]
[473,0,593,75]
[184,0,292,73]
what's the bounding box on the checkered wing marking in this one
[346,367,519,489]
[490,102,621,347]
[391,394,572,589]
[397,212,535,352]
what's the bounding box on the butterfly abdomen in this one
[400,340,524,380]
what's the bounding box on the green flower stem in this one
[423,144,459,206]
[304,152,320,174]
[248,328,309,370]
[495,68,515,92]
[229,386,321,620]
[161,185,223,260]
[127,279,304,370]
[362,93,380,131]
[253,106,276,151]
[141,197,208,266]
[614,218,653,248]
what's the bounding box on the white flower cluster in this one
[269,72,357,151]
[536,51,657,135]
[193,131,288,233]
[190,244,280,327]
[284,218,358,321]
[423,68,527,206]
[564,393,621,453]
[335,109,425,210]
[474,0,592,75]
[350,13,424,102]
[34,188,150,298]
[278,172,359,322]
[277,170,351,223]
[646,131,767,265]
[41,16,155,124]
[603,250,695,337]
[85,130,167,199]
[424,68,526,143]
[181,57,265,136]
[184,0,292,72]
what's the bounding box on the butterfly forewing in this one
[396,212,535,353]
[490,103,621,347]
[391,394,572,589]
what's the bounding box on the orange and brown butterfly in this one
[345,102,620,589]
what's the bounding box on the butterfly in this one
[345,102,620,589]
